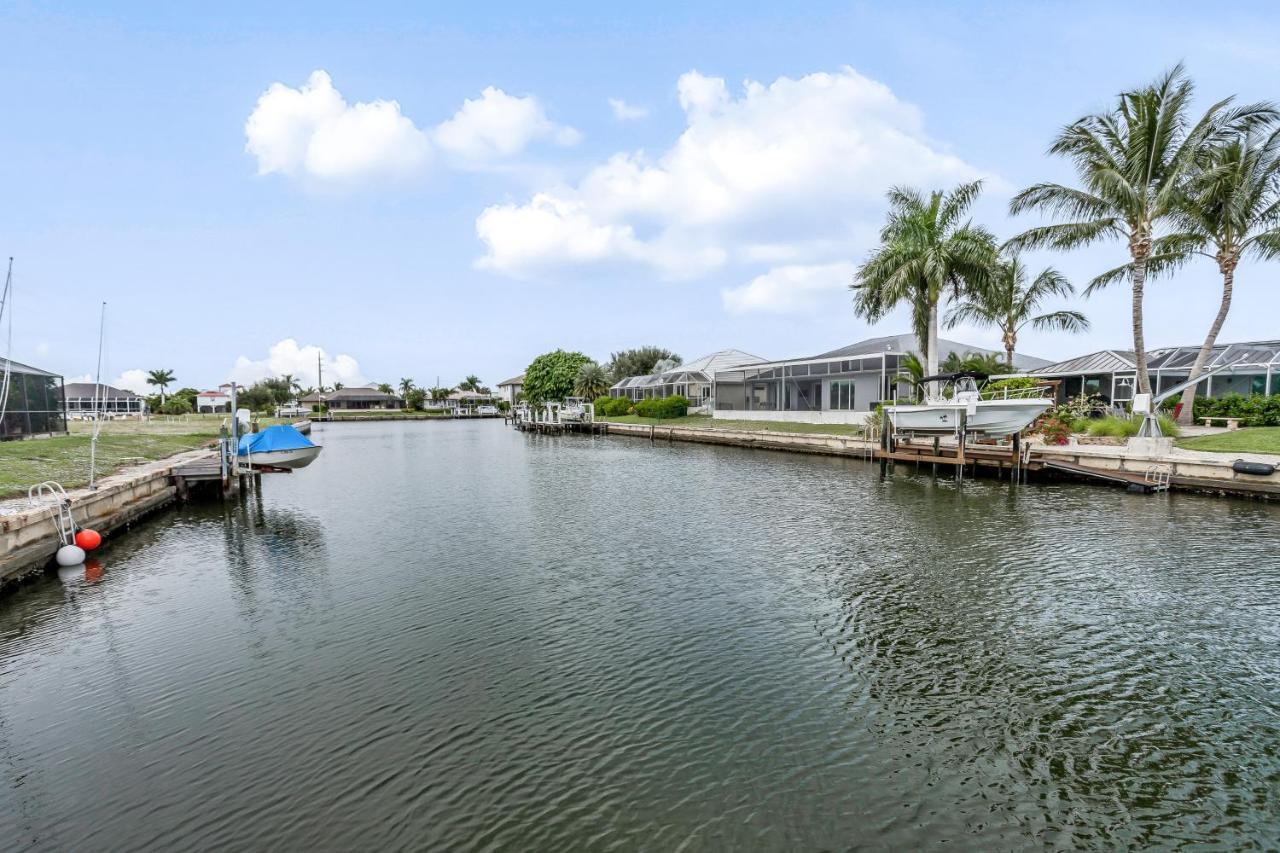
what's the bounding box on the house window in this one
[830,380,855,410]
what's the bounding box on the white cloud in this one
[245,70,431,181]
[722,261,856,314]
[246,73,578,181]
[112,369,152,395]
[476,66,983,280]
[608,98,649,121]
[65,373,93,384]
[227,339,365,389]
[434,86,580,162]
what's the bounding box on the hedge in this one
[1192,393,1280,427]
[634,395,689,419]
[593,396,632,417]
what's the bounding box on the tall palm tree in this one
[458,375,482,392]
[377,383,394,395]
[399,377,415,398]
[852,181,996,391]
[946,254,1089,366]
[1008,64,1274,395]
[1166,130,1280,423]
[573,362,610,399]
[146,369,175,405]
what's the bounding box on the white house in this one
[196,384,233,413]
[497,374,524,406]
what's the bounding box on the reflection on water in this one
[1,420,1278,850]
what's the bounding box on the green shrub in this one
[634,395,689,419]
[161,397,193,415]
[1191,392,1280,426]
[593,395,633,417]
[980,376,1039,399]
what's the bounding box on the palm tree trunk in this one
[1176,258,1235,426]
[1003,328,1016,370]
[926,301,939,397]
[1129,241,1152,396]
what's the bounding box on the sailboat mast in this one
[88,301,107,490]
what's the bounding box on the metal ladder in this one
[28,481,76,545]
[1143,467,1171,492]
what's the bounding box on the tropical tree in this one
[377,383,394,395]
[605,347,681,382]
[574,361,610,399]
[458,375,483,392]
[146,369,175,405]
[524,350,592,405]
[1008,64,1275,395]
[398,378,415,398]
[852,181,996,391]
[1107,130,1280,424]
[945,254,1089,366]
[429,386,453,403]
[939,351,1015,375]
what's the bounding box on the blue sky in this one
[3,1,1279,392]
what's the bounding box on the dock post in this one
[956,413,967,485]
[1012,432,1021,485]
[879,420,889,481]
[931,436,939,477]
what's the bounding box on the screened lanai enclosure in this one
[712,334,1052,425]
[610,349,766,411]
[0,357,67,440]
[1013,340,1280,404]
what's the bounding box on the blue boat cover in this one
[237,425,316,456]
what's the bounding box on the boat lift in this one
[1132,357,1247,437]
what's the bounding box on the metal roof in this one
[611,349,767,389]
[63,382,141,399]
[497,374,525,387]
[0,357,62,378]
[719,333,1052,375]
[1024,340,1280,376]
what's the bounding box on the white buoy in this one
[56,544,86,566]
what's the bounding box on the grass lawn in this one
[1175,427,1280,455]
[0,414,301,498]
[599,414,866,437]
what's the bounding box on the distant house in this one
[1,357,67,439]
[712,333,1050,425]
[195,384,233,413]
[1004,339,1280,404]
[63,382,147,418]
[497,374,524,406]
[611,349,768,411]
[437,389,499,412]
[299,384,403,411]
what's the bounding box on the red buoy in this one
[75,529,102,551]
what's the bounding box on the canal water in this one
[2,421,1278,850]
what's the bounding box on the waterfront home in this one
[195,384,233,413]
[497,374,524,407]
[611,349,767,412]
[0,357,67,439]
[1003,339,1280,404]
[63,381,146,419]
[299,384,403,411]
[439,389,500,413]
[711,333,1050,425]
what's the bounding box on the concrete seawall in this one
[601,422,1280,498]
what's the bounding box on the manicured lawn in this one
[0,415,302,498]
[599,415,866,437]
[0,431,216,497]
[1175,427,1280,455]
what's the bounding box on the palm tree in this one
[146,369,175,405]
[458,375,482,392]
[573,362,610,399]
[1164,130,1280,423]
[429,386,452,403]
[377,383,394,395]
[946,254,1089,366]
[398,378,415,398]
[1008,64,1274,395]
[852,181,996,392]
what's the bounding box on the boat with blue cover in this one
[237,424,322,470]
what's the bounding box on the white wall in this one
[713,409,870,425]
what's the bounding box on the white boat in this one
[887,373,1053,438]
[558,398,593,423]
[237,424,323,470]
